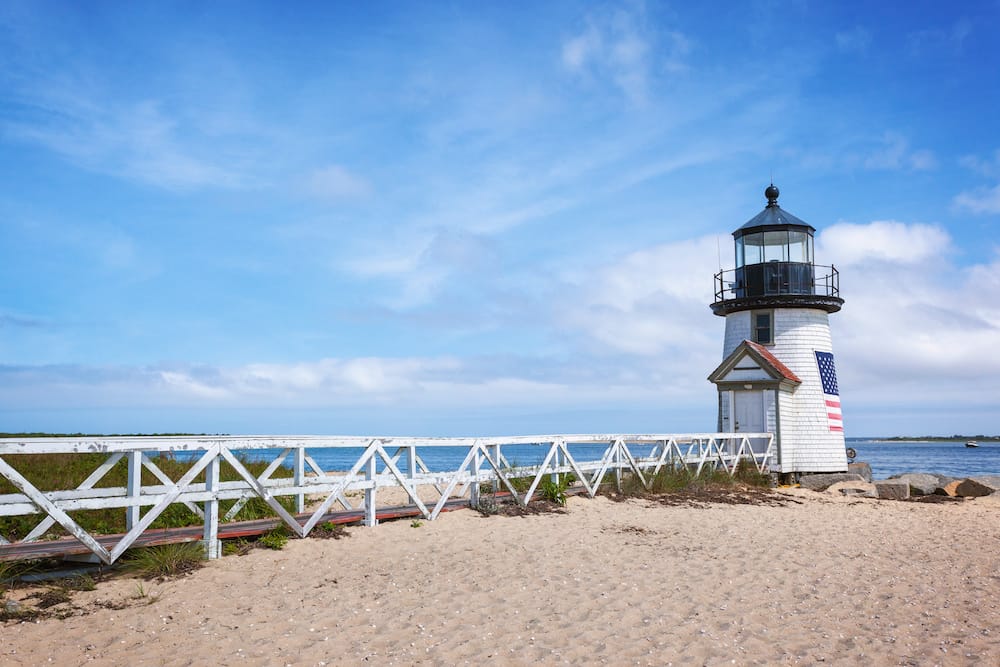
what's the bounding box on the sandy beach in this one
[3,489,999,666]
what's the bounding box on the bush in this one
[539,474,576,506]
[257,526,290,550]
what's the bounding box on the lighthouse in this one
[708,185,847,475]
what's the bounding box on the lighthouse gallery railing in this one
[713,263,839,302]
[0,432,774,564]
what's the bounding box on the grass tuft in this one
[539,474,576,506]
[124,542,206,579]
[257,526,290,550]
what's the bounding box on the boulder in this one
[798,473,864,492]
[826,480,877,498]
[875,480,910,500]
[887,473,941,496]
[936,480,962,497]
[848,462,873,483]
[955,476,1000,498]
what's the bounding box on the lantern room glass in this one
[737,229,814,268]
[733,227,816,297]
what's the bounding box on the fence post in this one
[202,452,221,559]
[294,447,305,513]
[491,444,501,493]
[470,445,481,509]
[364,453,377,527]
[125,451,141,531]
[407,446,416,483]
[614,440,623,493]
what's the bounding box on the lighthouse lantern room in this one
[709,185,847,475]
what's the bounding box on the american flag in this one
[815,351,843,433]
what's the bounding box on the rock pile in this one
[798,468,1000,501]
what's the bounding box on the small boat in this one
[965,440,979,448]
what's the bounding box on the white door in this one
[733,391,767,457]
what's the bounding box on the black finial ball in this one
[765,184,779,205]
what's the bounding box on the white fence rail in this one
[0,433,774,564]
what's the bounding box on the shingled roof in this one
[707,339,802,386]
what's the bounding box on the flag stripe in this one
[816,351,844,434]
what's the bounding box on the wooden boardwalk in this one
[1,433,773,564]
[0,498,471,562]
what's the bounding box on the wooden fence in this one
[0,433,773,564]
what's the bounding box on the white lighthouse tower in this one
[708,185,847,475]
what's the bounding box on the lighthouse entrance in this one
[733,391,764,434]
[733,390,771,460]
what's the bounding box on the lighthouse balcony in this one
[711,263,842,315]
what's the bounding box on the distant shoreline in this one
[858,436,1000,443]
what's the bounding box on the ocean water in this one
[182,438,1000,480]
[847,438,1000,479]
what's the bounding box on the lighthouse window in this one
[743,232,764,264]
[753,310,773,345]
[763,231,788,262]
[788,231,809,262]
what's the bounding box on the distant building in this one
[708,185,847,475]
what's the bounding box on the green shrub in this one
[257,526,290,550]
[539,474,576,506]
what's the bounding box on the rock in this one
[936,480,962,497]
[887,473,940,496]
[955,476,1000,498]
[798,473,864,492]
[826,481,877,498]
[4,599,22,614]
[875,480,910,500]
[848,462,873,483]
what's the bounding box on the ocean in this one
[846,438,1000,479]
[230,438,1000,480]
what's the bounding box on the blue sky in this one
[1,1,998,437]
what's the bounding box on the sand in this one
[3,489,999,666]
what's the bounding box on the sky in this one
[1,1,998,438]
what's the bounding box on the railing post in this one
[364,453,377,527]
[125,450,141,531]
[294,447,305,514]
[470,445,481,509]
[614,441,622,493]
[202,452,221,559]
[550,443,560,486]
[407,446,416,483]
[491,444,501,493]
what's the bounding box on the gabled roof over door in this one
[708,340,801,389]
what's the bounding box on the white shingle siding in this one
[721,308,847,473]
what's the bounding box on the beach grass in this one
[615,460,772,497]
[124,541,206,578]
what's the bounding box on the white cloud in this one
[306,165,372,200]
[836,27,872,54]
[954,184,1000,214]
[817,223,1000,412]
[561,5,687,104]
[562,25,602,71]
[5,98,245,190]
[817,221,950,266]
[959,150,1000,178]
[863,133,936,171]
[2,223,997,435]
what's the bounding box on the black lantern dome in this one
[711,185,843,316]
